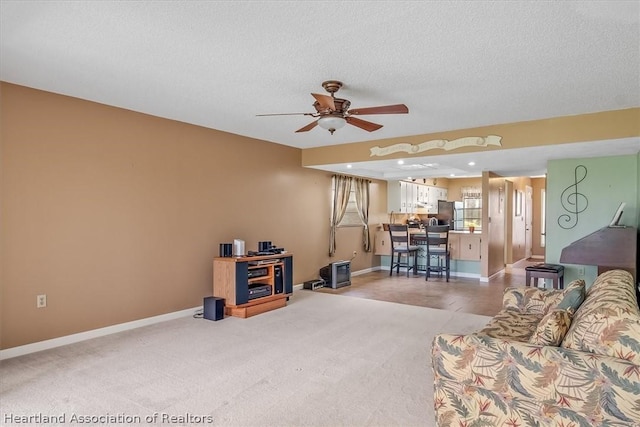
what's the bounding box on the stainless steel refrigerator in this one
[437,200,464,230]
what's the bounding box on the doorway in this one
[525,185,533,259]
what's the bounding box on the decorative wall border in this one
[370,135,502,157]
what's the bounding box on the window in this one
[462,196,482,230]
[338,186,362,227]
[460,186,482,230]
[331,176,364,227]
[515,190,523,216]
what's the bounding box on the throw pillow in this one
[528,309,573,346]
[555,281,586,314]
[502,279,585,315]
[477,310,543,342]
[541,279,585,313]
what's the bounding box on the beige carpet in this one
[0,290,490,426]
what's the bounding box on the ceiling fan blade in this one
[346,116,383,132]
[311,93,336,111]
[295,120,319,133]
[256,112,315,117]
[348,104,409,115]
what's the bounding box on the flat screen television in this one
[319,260,351,289]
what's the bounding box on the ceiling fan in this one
[257,80,409,135]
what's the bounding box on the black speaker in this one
[274,265,284,294]
[203,296,225,321]
[219,243,233,257]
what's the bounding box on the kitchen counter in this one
[407,228,481,235]
[375,228,482,275]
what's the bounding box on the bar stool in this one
[388,224,420,277]
[424,225,451,282]
[525,263,565,289]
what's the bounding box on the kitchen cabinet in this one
[405,181,416,212]
[388,180,445,214]
[374,230,392,256]
[434,187,448,203]
[387,181,403,213]
[458,234,481,260]
[448,233,481,261]
[426,187,448,213]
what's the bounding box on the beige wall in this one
[446,177,482,202]
[0,83,386,349]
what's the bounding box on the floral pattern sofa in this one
[432,269,640,426]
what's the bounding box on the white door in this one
[525,185,533,259]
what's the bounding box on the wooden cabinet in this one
[406,182,417,212]
[448,233,460,259]
[213,254,293,318]
[458,234,481,261]
[374,230,392,256]
[426,187,448,213]
[388,180,416,213]
[448,233,481,261]
[388,180,448,214]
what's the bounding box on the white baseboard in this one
[352,266,383,276]
[4,263,480,359]
[485,268,505,283]
[293,266,384,291]
[0,306,201,361]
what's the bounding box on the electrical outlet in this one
[577,267,585,276]
[37,294,47,308]
[352,251,357,258]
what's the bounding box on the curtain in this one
[353,177,371,252]
[329,175,352,256]
[461,186,482,199]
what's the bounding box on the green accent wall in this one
[546,154,639,286]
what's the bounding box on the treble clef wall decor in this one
[557,165,588,229]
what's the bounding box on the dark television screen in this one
[319,260,351,288]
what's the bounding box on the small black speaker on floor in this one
[203,296,225,321]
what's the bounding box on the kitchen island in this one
[374,228,482,277]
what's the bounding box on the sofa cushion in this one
[432,333,640,426]
[561,310,640,364]
[502,279,585,315]
[476,310,542,341]
[528,308,573,346]
[575,270,639,317]
[561,270,640,364]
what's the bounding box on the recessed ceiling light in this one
[346,164,352,168]
[407,176,412,180]
[468,161,475,166]
[450,173,455,177]
[397,160,404,165]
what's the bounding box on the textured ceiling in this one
[1,1,639,178]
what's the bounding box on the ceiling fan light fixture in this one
[317,116,346,134]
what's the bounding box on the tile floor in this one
[317,258,541,317]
